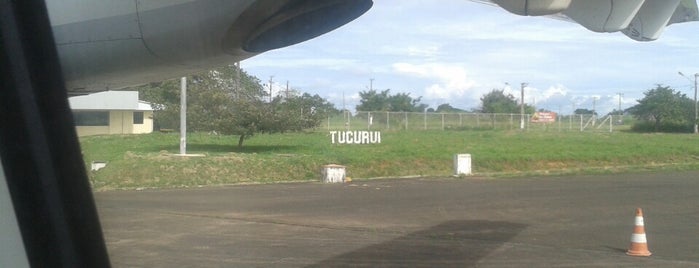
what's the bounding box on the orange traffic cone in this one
[627,208,652,257]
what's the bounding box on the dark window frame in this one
[133,111,144,124]
[74,111,110,126]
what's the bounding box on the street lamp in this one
[678,71,698,134]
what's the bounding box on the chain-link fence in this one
[325,111,634,132]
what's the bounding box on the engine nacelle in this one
[479,0,697,42]
[622,0,682,41]
[48,0,373,94]
[491,0,572,16]
[563,0,645,32]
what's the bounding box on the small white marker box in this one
[321,164,346,183]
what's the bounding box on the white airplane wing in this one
[47,0,373,95]
[473,0,698,41]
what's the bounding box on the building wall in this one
[76,110,153,136]
[75,126,110,137]
[132,111,154,134]
[108,110,134,135]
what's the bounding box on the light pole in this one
[592,96,597,126]
[678,71,698,134]
[617,92,623,124]
[520,83,527,130]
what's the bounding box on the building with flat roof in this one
[69,91,154,136]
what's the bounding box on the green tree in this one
[136,65,335,147]
[356,89,390,111]
[356,89,427,112]
[606,109,625,116]
[574,108,597,115]
[628,85,694,132]
[137,80,181,130]
[435,103,465,113]
[479,89,534,114]
[274,93,339,131]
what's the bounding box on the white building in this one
[69,91,154,136]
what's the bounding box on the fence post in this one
[424,111,427,130]
[526,114,530,130]
[387,111,390,130]
[558,114,561,132]
[569,114,572,131]
[441,113,445,130]
[405,112,408,130]
[367,112,372,130]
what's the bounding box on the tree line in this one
[355,85,699,133]
[138,67,697,140]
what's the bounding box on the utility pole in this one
[520,83,527,130]
[234,62,240,98]
[179,77,187,155]
[678,72,698,134]
[369,78,374,91]
[286,80,289,99]
[268,76,274,102]
[343,91,348,131]
[617,93,623,113]
[617,92,623,124]
[592,96,597,126]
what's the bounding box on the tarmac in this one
[95,171,699,267]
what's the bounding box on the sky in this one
[242,0,699,115]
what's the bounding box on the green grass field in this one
[80,130,699,191]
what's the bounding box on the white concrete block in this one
[322,164,346,183]
[91,161,107,171]
[454,154,472,176]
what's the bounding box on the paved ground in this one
[95,171,699,267]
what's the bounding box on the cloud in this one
[392,62,478,100]
[378,44,442,58]
[243,55,359,70]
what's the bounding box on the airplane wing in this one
[47,0,373,95]
[472,0,699,41]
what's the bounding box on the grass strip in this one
[79,130,699,191]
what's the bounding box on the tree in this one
[356,89,427,112]
[137,65,336,147]
[356,89,390,111]
[574,108,597,115]
[606,109,625,116]
[435,103,466,113]
[273,93,339,131]
[628,85,694,132]
[479,89,534,114]
[137,80,182,130]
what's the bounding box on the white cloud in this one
[378,44,442,58]
[392,62,478,100]
[243,56,358,70]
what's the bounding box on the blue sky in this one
[242,0,699,115]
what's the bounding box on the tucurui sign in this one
[531,112,557,123]
[330,131,381,144]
